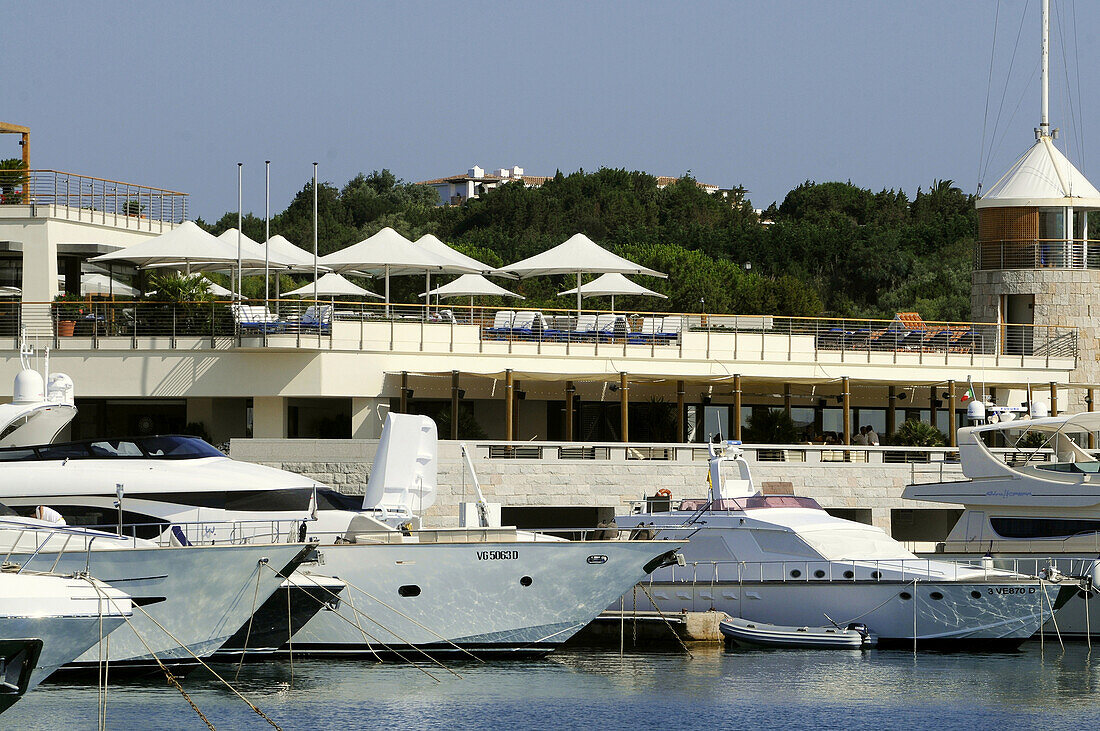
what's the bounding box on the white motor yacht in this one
[0,570,131,712]
[0,515,312,673]
[0,415,683,656]
[904,410,1100,639]
[615,441,1076,649]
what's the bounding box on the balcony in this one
[974,238,1100,270]
[0,169,188,231]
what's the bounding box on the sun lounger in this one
[485,310,516,339]
[298,305,332,332]
[595,314,627,341]
[627,316,663,344]
[568,314,598,341]
[232,304,285,333]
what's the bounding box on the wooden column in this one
[619,372,629,443]
[676,380,686,442]
[783,383,792,418]
[841,376,851,445]
[1050,381,1058,417]
[565,380,575,441]
[399,371,408,414]
[887,386,897,436]
[450,370,460,440]
[504,369,514,441]
[513,379,522,439]
[1089,388,1096,450]
[733,374,742,442]
[947,379,957,447]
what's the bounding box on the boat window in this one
[750,529,820,559]
[88,440,144,457]
[797,527,917,561]
[315,488,363,512]
[0,449,37,462]
[139,436,224,459]
[10,504,167,540]
[1035,462,1100,474]
[35,443,92,459]
[224,488,313,513]
[991,517,1100,539]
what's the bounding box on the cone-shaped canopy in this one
[91,221,267,271]
[559,272,668,299]
[419,273,524,299]
[496,233,666,278]
[979,136,1100,208]
[414,234,499,274]
[320,227,480,275]
[284,272,383,298]
[217,229,299,269]
[56,273,139,297]
[265,234,320,271]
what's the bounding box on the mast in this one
[1039,0,1050,138]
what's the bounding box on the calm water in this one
[9,643,1100,730]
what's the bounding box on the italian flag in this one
[961,381,976,402]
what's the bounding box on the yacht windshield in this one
[0,435,226,461]
[797,526,917,561]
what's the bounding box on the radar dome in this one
[966,399,986,422]
[47,373,74,405]
[12,369,44,404]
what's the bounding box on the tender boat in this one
[904,409,1100,639]
[719,617,876,649]
[615,441,1077,649]
[0,570,131,712]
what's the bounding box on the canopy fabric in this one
[558,272,667,299]
[320,227,478,275]
[284,272,383,298]
[217,228,296,269]
[264,234,319,271]
[496,233,666,278]
[414,234,497,273]
[91,221,267,271]
[978,136,1100,208]
[200,276,242,298]
[419,273,524,299]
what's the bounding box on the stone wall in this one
[231,439,961,534]
[972,268,1100,412]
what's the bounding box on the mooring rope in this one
[636,583,694,659]
[234,566,264,681]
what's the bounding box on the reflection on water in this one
[9,644,1100,729]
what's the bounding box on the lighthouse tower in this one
[971,0,1100,412]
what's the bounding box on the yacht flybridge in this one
[616,441,1076,648]
[0,411,683,656]
[904,410,1100,639]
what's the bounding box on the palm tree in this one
[0,158,27,204]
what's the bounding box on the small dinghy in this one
[719,617,876,649]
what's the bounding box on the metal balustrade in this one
[975,238,1100,270]
[4,299,1075,367]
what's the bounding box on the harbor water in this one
[8,643,1100,729]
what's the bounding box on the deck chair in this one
[232,304,284,333]
[596,313,627,341]
[569,314,598,341]
[485,310,516,339]
[627,316,663,344]
[299,305,332,332]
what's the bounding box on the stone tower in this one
[971,1,1100,413]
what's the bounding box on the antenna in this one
[1039,0,1050,138]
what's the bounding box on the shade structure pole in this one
[576,272,582,316]
[385,265,391,317]
[425,271,430,321]
[1041,0,1050,136]
[611,294,615,313]
[236,163,242,299]
[264,160,270,313]
[312,164,318,310]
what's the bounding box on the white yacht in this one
[0,570,131,712]
[0,516,313,672]
[615,441,1075,649]
[904,411,1100,639]
[0,415,683,656]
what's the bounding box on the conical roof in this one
[978,136,1100,209]
[497,233,666,278]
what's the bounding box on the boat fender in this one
[298,522,307,543]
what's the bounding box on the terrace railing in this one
[2,299,1077,367]
[2,170,188,231]
[974,238,1100,270]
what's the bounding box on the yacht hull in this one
[629,579,1065,647]
[288,540,679,655]
[9,543,311,671]
[1,616,124,692]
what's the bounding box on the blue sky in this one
[6,1,1097,220]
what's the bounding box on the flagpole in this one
[236,163,242,300]
[312,163,318,307]
[264,160,270,313]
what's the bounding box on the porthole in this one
[843,570,854,579]
[398,585,421,597]
[930,591,944,601]
[971,591,981,599]
[813,570,826,579]
[520,576,533,587]
[789,569,802,578]
[899,591,912,600]
[870,571,881,580]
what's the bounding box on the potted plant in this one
[53,293,85,336]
